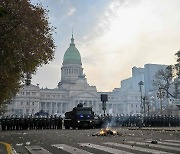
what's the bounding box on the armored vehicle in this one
[64,104,94,129]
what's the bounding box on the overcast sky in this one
[30,0,180,92]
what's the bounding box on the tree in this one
[0,0,56,107]
[153,65,175,98]
[153,51,180,99]
[174,50,180,98]
[175,50,180,77]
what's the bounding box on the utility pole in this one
[157,87,165,115]
[138,81,144,115]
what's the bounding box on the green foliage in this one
[0,5,7,17]
[0,0,56,106]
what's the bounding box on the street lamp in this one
[138,81,144,115]
[142,96,149,116]
[157,87,165,115]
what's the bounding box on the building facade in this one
[7,35,101,116]
[6,35,178,116]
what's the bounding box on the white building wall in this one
[144,64,167,94]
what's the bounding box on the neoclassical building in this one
[7,35,101,116]
[7,35,156,116]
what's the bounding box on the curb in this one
[0,141,13,154]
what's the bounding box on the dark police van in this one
[64,104,94,129]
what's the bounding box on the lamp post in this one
[157,87,165,115]
[138,81,144,115]
[143,96,150,116]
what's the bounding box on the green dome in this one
[63,36,81,64]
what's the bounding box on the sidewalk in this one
[0,143,7,154]
[128,127,180,131]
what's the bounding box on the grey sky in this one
[31,0,180,92]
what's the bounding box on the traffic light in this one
[101,94,108,102]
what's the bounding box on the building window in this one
[32,109,34,114]
[41,94,45,97]
[32,92,36,96]
[63,103,66,108]
[26,102,29,105]
[52,102,56,108]
[21,102,23,105]
[89,101,92,106]
[84,100,87,106]
[109,104,112,108]
[46,102,50,108]
[57,103,61,108]
[26,92,30,96]
[41,102,45,108]
[32,102,34,105]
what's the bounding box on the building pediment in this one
[71,91,98,99]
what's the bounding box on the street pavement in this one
[0,127,180,154]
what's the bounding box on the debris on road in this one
[16,143,23,146]
[25,142,30,145]
[92,128,121,136]
[151,140,158,144]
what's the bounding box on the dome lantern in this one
[63,35,81,64]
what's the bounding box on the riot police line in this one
[93,114,180,128]
[0,115,63,131]
[1,114,180,131]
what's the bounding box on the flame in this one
[100,129,106,135]
[98,128,118,136]
[112,130,117,135]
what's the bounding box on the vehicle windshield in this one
[77,110,92,115]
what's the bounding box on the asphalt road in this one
[0,127,180,154]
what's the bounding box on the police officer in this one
[6,116,11,130]
[10,115,15,130]
[1,116,6,131]
[57,115,63,129]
